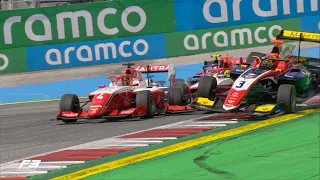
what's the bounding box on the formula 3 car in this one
[192,30,320,117]
[167,55,239,113]
[188,54,236,93]
[57,63,176,123]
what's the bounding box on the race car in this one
[188,54,240,93]
[185,54,225,89]
[166,54,238,113]
[192,30,320,116]
[57,63,176,123]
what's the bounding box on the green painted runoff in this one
[83,112,320,180]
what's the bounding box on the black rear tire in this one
[168,87,183,105]
[197,76,217,99]
[136,90,155,119]
[277,84,296,113]
[173,79,185,85]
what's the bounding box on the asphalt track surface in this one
[0,100,207,164]
[0,43,318,164]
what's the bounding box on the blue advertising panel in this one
[300,15,320,33]
[26,34,166,71]
[174,0,320,31]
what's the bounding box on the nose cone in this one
[88,105,102,116]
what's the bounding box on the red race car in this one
[57,63,176,123]
[166,54,242,113]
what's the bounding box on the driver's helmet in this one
[260,59,274,70]
[218,70,230,79]
[120,77,132,86]
[269,53,280,59]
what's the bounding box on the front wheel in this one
[277,84,296,113]
[136,90,156,119]
[59,94,80,123]
[197,76,217,99]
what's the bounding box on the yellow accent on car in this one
[298,57,308,62]
[280,30,320,42]
[254,104,276,112]
[241,64,248,68]
[211,54,221,58]
[196,97,215,106]
[224,70,230,77]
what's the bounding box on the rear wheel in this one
[277,84,296,113]
[59,94,80,123]
[197,76,217,99]
[136,90,156,119]
[173,79,185,85]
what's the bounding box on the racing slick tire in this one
[168,87,184,106]
[312,71,320,87]
[173,79,185,85]
[197,76,217,99]
[136,90,156,119]
[59,94,80,123]
[277,84,297,113]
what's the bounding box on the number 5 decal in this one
[236,81,246,88]
[97,93,104,99]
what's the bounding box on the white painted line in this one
[121,137,177,140]
[32,165,67,169]
[36,161,85,164]
[0,114,223,168]
[231,119,238,120]
[0,171,48,174]
[194,121,238,124]
[117,140,163,143]
[0,97,87,106]
[297,104,307,107]
[102,144,150,147]
[3,162,84,167]
[182,124,227,127]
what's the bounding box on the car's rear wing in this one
[276,30,320,43]
[133,65,172,73]
[276,30,320,62]
[133,64,176,87]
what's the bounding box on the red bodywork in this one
[167,56,244,113]
[57,66,169,120]
[189,56,244,93]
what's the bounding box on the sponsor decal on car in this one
[196,97,215,106]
